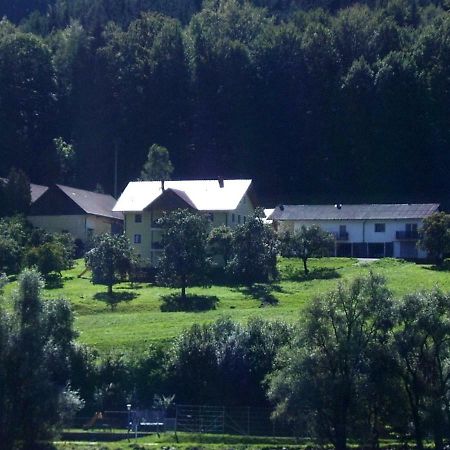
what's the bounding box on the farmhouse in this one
[270,203,440,259]
[113,179,255,266]
[28,184,123,242]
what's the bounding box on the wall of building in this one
[86,215,117,237]
[28,215,87,240]
[276,218,427,259]
[226,193,255,228]
[124,211,152,264]
[125,193,256,267]
[29,214,116,242]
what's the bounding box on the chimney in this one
[335,203,342,210]
[161,180,165,191]
[218,177,224,188]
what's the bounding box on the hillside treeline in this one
[1,0,450,205]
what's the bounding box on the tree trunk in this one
[108,283,113,297]
[409,397,425,450]
[334,422,347,450]
[432,407,444,450]
[181,277,186,301]
[302,257,309,275]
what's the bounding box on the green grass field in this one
[54,431,303,450]
[53,432,415,450]
[4,257,450,351]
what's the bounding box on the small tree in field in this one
[284,225,335,274]
[227,211,278,284]
[157,209,210,301]
[26,241,66,278]
[140,143,174,181]
[207,225,233,265]
[85,233,136,297]
[418,212,450,265]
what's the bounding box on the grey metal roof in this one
[57,184,123,220]
[31,183,48,203]
[0,177,48,203]
[270,203,440,221]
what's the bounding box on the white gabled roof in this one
[113,179,252,212]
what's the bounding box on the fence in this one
[65,404,294,438]
[174,404,291,436]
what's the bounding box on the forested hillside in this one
[1,0,450,205]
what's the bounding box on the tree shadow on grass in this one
[239,283,283,306]
[94,291,138,310]
[44,273,63,289]
[282,267,341,282]
[116,282,144,290]
[160,293,219,312]
[424,260,450,272]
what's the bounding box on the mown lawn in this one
[53,432,415,450]
[54,431,303,450]
[3,257,450,351]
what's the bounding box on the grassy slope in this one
[4,257,450,351]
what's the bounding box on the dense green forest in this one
[1,0,450,205]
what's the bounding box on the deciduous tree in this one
[418,212,450,265]
[140,143,174,181]
[85,233,136,297]
[281,225,335,274]
[227,211,278,284]
[268,273,395,450]
[157,209,211,301]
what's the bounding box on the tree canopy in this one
[157,209,211,300]
[85,233,136,299]
[1,1,450,206]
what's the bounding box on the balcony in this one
[396,230,419,240]
[333,231,349,241]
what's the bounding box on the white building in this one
[270,203,440,259]
[113,179,255,266]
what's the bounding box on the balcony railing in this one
[151,242,163,250]
[396,230,419,240]
[332,231,349,241]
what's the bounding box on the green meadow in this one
[4,257,450,352]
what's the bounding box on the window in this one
[374,223,385,233]
[238,215,241,224]
[135,214,142,223]
[406,223,418,233]
[134,234,142,244]
[232,214,235,223]
[206,212,214,222]
[243,217,246,224]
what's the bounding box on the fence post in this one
[175,404,178,434]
